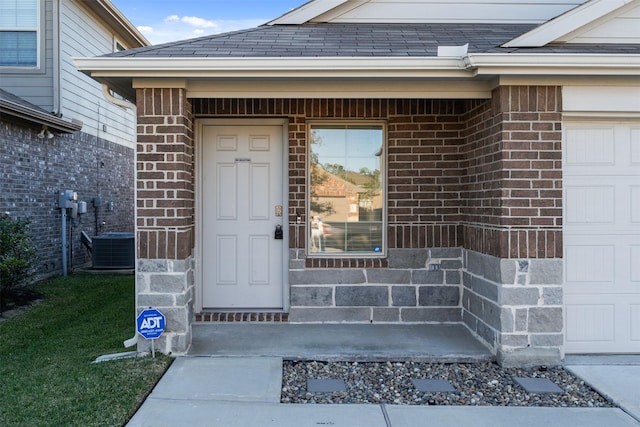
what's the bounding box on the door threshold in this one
[195,312,289,323]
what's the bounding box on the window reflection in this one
[309,124,384,254]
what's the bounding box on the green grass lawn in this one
[0,274,172,426]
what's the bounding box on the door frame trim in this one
[194,118,290,313]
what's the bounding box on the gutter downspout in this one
[101,84,139,349]
[52,0,61,115]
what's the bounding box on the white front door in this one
[199,121,286,310]
[564,121,640,353]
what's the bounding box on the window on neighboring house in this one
[0,0,38,67]
[308,123,386,256]
[114,40,126,52]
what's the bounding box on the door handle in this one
[274,224,283,240]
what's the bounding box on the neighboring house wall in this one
[0,119,134,278]
[134,87,564,366]
[60,0,137,149]
[1,0,137,148]
[1,0,140,278]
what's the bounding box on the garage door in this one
[564,121,640,353]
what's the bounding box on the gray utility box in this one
[92,232,135,269]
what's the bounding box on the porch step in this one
[189,323,493,363]
[195,312,289,323]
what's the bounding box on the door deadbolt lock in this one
[274,224,283,240]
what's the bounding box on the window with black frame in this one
[308,123,385,255]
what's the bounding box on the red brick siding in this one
[137,88,194,259]
[193,98,472,255]
[140,89,562,261]
[462,86,563,258]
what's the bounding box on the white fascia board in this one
[182,79,493,99]
[73,56,471,78]
[268,0,350,25]
[467,53,640,75]
[503,0,633,47]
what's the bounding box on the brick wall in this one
[136,88,194,260]
[460,86,564,366]
[0,119,134,277]
[193,98,476,255]
[462,86,563,259]
[135,87,195,354]
[194,94,562,259]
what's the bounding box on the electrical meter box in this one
[59,190,77,209]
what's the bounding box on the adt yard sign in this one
[137,308,166,340]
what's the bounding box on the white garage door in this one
[564,121,640,354]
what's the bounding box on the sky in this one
[111,0,306,45]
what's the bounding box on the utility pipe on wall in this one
[61,204,67,275]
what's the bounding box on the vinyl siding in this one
[58,0,135,149]
[558,2,640,44]
[314,0,587,24]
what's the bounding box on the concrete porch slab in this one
[189,323,492,362]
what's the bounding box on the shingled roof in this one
[104,23,640,58]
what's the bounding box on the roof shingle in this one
[105,23,539,58]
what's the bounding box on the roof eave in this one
[466,53,640,75]
[0,100,83,133]
[83,0,150,48]
[74,56,469,75]
[74,54,640,100]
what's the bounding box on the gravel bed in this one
[281,361,614,407]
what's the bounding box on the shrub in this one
[0,216,38,306]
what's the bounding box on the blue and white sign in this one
[136,308,166,340]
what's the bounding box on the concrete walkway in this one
[565,355,640,425]
[127,325,640,426]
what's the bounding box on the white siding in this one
[58,0,135,149]
[313,0,587,24]
[558,2,640,44]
